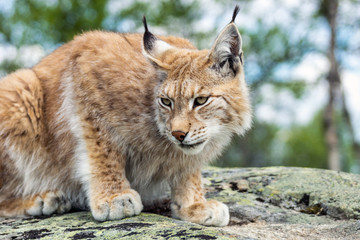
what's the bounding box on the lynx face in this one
[143,20,252,155]
[154,56,240,155]
[157,81,219,155]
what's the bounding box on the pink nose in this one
[172,131,187,142]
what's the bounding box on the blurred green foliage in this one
[0,0,107,46]
[0,60,21,75]
[282,112,327,168]
[218,113,327,169]
[0,0,358,172]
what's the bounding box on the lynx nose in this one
[172,131,187,142]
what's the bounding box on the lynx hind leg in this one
[0,69,44,144]
[0,191,71,217]
[26,191,72,216]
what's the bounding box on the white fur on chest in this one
[57,74,91,198]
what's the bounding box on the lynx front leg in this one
[81,123,143,221]
[170,170,229,227]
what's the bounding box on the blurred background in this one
[0,0,359,173]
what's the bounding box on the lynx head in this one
[142,6,252,155]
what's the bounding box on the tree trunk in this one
[323,0,341,171]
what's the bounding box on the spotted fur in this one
[0,8,251,226]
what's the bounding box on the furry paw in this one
[90,189,143,221]
[26,190,71,216]
[172,200,229,227]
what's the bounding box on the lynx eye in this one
[160,98,172,107]
[194,96,209,107]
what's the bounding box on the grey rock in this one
[1,167,360,239]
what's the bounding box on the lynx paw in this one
[26,191,71,216]
[91,189,143,221]
[172,200,229,227]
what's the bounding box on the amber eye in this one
[194,97,209,107]
[161,98,171,107]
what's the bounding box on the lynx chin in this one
[0,6,251,226]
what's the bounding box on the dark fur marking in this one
[96,82,104,90]
[108,101,115,110]
[221,96,231,106]
[122,35,135,49]
[157,71,168,82]
[20,131,27,137]
[71,53,81,63]
[221,111,233,124]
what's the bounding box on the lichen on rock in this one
[1,167,360,239]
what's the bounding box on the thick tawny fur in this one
[0,15,251,226]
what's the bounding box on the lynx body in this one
[0,8,251,226]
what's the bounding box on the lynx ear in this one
[210,6,243,76]
[142,16,173,69]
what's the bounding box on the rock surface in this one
[1,167,360,239]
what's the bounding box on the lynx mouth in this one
[180,141,205,149]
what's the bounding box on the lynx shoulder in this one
[0,6,251,226]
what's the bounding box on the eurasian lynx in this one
[0,7,251,226]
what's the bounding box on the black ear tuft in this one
[142,16,157,52]
[231,5,240,23]
[142,16,149,32]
